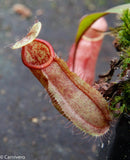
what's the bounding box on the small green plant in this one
[105,9,130,116]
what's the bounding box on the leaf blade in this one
[75,12,108,43]
[106,3,130,13]
[75,3,130,44]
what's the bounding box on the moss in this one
[109,9,130,116]
[110,80,130,115]
[118,9,130,48]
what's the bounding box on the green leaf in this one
[107,4,130,13]
[75,12,107,43]
[75,3,130,44]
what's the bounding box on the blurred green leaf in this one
[107,3,130,13]
[75,3,130,44]
[75,12,107,43]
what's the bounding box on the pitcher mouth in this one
[21,39,55,69]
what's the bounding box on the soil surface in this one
[0,0,126,160]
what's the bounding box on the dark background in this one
[0,0,128,160]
